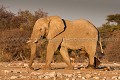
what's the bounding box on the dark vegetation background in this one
[0,6,120,62]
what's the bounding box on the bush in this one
[0,6,14,29]
[0,29,30,61]
[0,6,48,30]
[98,22,120,62]
[0,6,48,62]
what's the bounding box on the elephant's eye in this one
[40,28,42,31]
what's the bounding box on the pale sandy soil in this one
[0,61,120,80]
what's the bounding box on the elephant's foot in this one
[94,57,101,69]
[65,66,74,70]
[29,67,40,71]
[43,65,52,70]
[86,65,95,70]
[29,66,35,70]
[29,64,34,70]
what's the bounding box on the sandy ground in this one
[0,61,120,80]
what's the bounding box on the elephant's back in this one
[59,19,99,49]
[73,19,98,32]
[62,19,98,38]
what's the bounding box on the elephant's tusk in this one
[33,39,38,43]
[26,39,38,43]
[26,40,31,43]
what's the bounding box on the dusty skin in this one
[28,16,104,70]
[0,61,120,80]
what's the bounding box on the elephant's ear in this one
[47,16,65,39]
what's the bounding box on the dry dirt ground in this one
[0,61,120,80]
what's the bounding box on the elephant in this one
[27,16,104,70]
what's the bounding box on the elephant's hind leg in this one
[87,53,95,69]
[60,46,74,70]
[86,44,97,69]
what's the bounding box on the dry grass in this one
[0,29,31,61]
[0,29,120,62]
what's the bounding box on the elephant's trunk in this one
[29,42,37,69]
[28,36,39,69]
[27,29,42,69]
[28,28,42,43]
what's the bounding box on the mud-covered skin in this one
[28,16,104,70]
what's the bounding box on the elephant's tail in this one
[98,35,104,54]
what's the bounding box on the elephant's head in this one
[28,16,65,43]
[27,16,65,69]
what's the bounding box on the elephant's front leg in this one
[60,46,74,70]
[29,43,37,70]
[44,43,55,70]
[44,39,62,70]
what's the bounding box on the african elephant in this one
[27,16,104,70]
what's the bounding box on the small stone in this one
[81,64,84,67]
[53,77,56,80]
[82,77,86,79]
[4,70,10,74]
[31,72,41,75]
[85,74,91,78]
[57,72,62,78]
[103,77,106,79]
[19,75,26,78]
[102,78,106,80]
[78,76,82,78]
[24,63,28,67]
[103,67,110,71]
[77,73,81,77]
[8,63,11,66]
[118,76,120,79]
[18,63,24,66]
[78,75,81,78]
[72,78,76,80]
[38,75,44,79]
[66,78,69,80]
[94,73,98,75]
[74,67,78,70]
[112,76,118,79]
[31,76,38,79]
[44,76,50,79]
[44,72,50,77]
[93,77,99,79]
[17,71,21,73]
[72,73,76,78]
[68,74,73,77]
[38,76,42,79]
[49,72,56,77]
[12,70,21,74]
[75,71,81,74]
[38,76,43,79]
[78,73,81,75]
[10,76,18,79]
[63,74,73,78]
[0,76,2,79]
[80,68,86,70]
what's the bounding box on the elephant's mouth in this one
[40,36,46,40]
